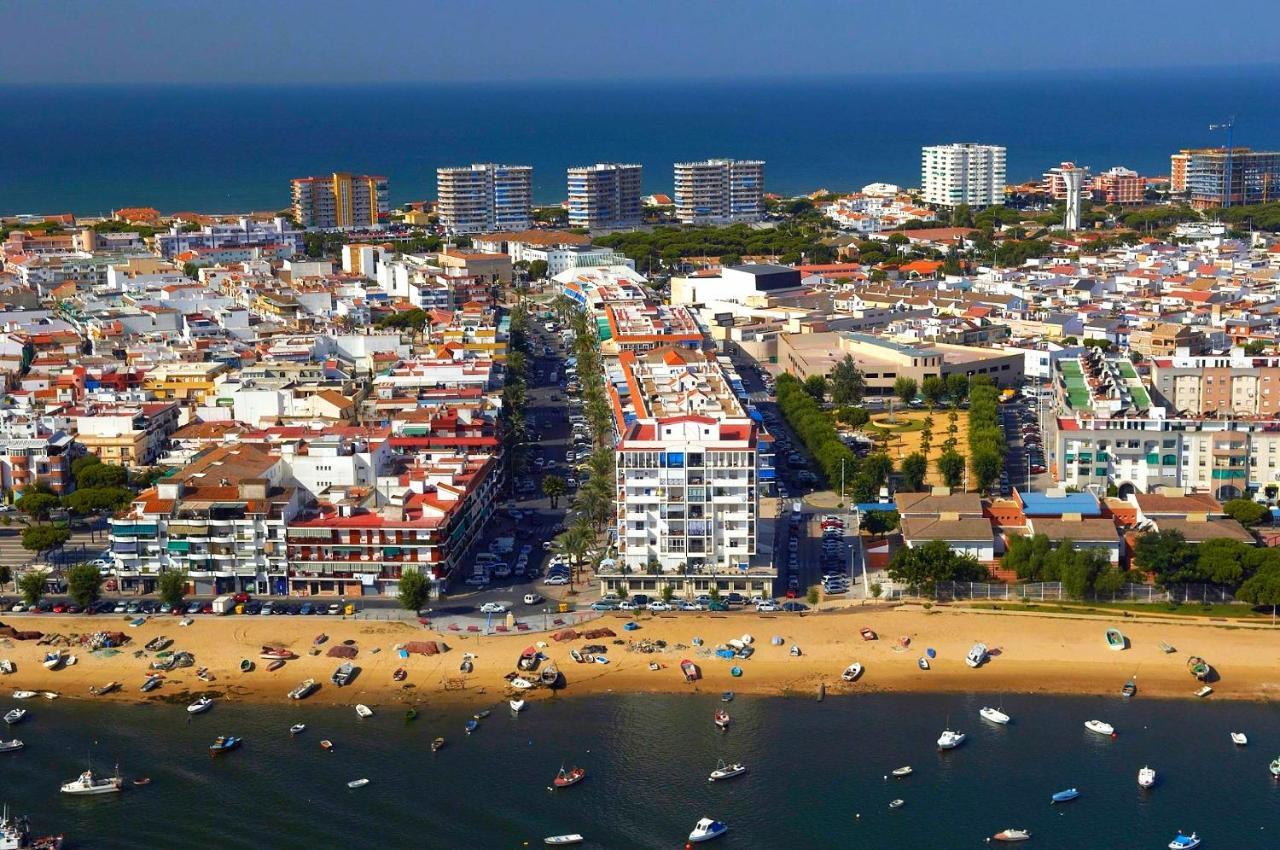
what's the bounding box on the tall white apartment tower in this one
[1061,167,1084,231]
[567,163,643,229]
[436,163,533,234]
[921,143,1007,208]
[673,159,765,225]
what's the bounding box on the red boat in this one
[552,766,586,788]
[393,668,407,682]
[681,659,701,682]
[860,627,877,641]
[259,646,297,660]
[714,709,731,729]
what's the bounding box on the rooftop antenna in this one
[1208,117,1235,208]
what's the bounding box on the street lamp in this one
[542,607,548,630]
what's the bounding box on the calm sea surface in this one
[2,68,1279,214]
[1,692,1277,848]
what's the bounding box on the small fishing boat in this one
[89,682,120,696]
[239,659,254,673]
[965,643,988,668]
[688,818,728,843]
[714,709,731,729]
[593,656,609,665]
[431,737,445,752]
[552,766,586,789]
[144,636,171,652]
[60,766,122,795]
[178,617,193,626]
[405,708,418,721]
[1269,757,1280,778]
[1168,832,1201,849]
[196,667,214,682]
[132,777,151,787]
[288,679,318,700]
[980,706,1010,725]
[540,664,560,687]
[393,668,407,682]
[289,724,306,735]
[721,691,734,702]
[841,662,863,682]
[12,691,36,700]
[917,656,930,670]
[460,657,474,674]
[186,697,213,714]
[889,799,904,809]
[1138,766,1156,788]
[681,659,701,682]
[1231,732,1248,746]
[570,649,585,664]
[354,704,373,719]
[790,645,801,656]
[129,617,146,628]
[259,646,296,660]
[140,675,163,693]
[860,626,877,641]
[465,719,478,734]
[1195,685,1213,698]
[891,766,913,777]
[473,709,491,720]
[1105,628,1126,651]
[3,709,26,725]
[320,740,334,751]
[331,662,355,687]
[0,739,24,753]
[1186,656,1210,681]
[510,698,526,713]
[43,691,59,699]
[518,646,539,671]
[313,633,328,645]
[1084,719,1115,737]
[937,728,965,750]
[346,778,369,789]
[1158,641,1176,653]
[1122,679,1137,699]
[208,735,241,756]
[42,652,63,671]
[266,658,285,672]
[1051,787,1080,803]
[708,760,747,782]
[543,835,584,846]
[992,828,1031,842]
[510,677,534,690]
[0,659,13,674]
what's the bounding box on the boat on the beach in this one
[266,659,285,672]
[510,677,534,690]
[207,735,241,756]
[465,719,478,734]
[841,662,863,682]
[0,660,13,675]
[11,691,36,700]
[980,707,1010,725]
[937,728,966,750]
[965,643,988,668]
[1105,628,1126,650]
[688,817,728,843]
[289,724,305,735]
[346,778,369,789]
[41,652,63,671]
[1186,656,1210,681]
[992,828,1031,842]
[392,667,407,682]
[140,675,162,693]
[0,739,24,753]
[186,697,213,715]
[60,765,122,795]
[178,617,193,627]
[917,656,930,670]
[459,657,474,674]
[1195,685,1213,698]
[569,649,585,664]
[1084,719,1115,737]
[891,766,913,777]
[88,682,120,696]
[320,740,334,751]
[196,668,214,683]
[510,698,526,713]
[708,760,747,782]
[1168,832,1201,849]
[259,646,296,660]
[313,633,328,646]
[518,646,539,671]
[713,709,731,729]
[681,659,701,682]
[1231,732,1248,746]
[552,766,586,789]
[331,662,355,687]
[1051,787,1080,803]
[543,835,584,846]
[860,626,877,641]
[354,704,373,719]
[540,663,560,687]
[1139,766,1156,788]
[239,659,254,673]
[431,737,445,752]
[288,678,318,700]
[3,709,26,725]
[144,636,171,652]
[1159,641,1176,653]
[40,692,58,700]
[1122,679,1137,699]
[790,645,801,656]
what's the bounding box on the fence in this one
[933,581,1237,604]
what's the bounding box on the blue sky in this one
[3,0,1278,84]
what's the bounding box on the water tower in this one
[1062,167,1084,231]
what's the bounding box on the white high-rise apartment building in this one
[436,164,533,234]
[921,143,1007,208]
[567,163,642,230]
[673,159,765,225]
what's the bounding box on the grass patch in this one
[968,598,1271,620]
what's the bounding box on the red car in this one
[200,603,214,614]
[785,588,798,599]
[1030,464,1047,474]
[233,592,251,603]
[52,603,68,614]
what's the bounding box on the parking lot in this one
[1001,386,1055,496]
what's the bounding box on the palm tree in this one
[541,475,567,508]
[552,520,596,587]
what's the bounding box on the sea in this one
[1,692,1277,848]
[2,67,1280,216]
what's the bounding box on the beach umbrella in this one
[926,647,936,658]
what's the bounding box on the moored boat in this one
[937,728,965,750]
[346,778,369,789]
[207,735,241,756]
[289,723,306,735]
[714,709,731,729]
[186,697,213,714]
[0,739,24,753]
[288,678,318,700]
[552,766,586,789]
[1168,832,1201,849]
[3,709,26,725]
[510,698,526,713]
[688,818,728,843]
[1231,732,1248,746]
[1138,766,1156,788]
[431,737,445,752]
[473,709,490,720]
[465,719,478,734]
[708,760,747,782]
[1105,628,1126,650]
[889,799,904,809]
[405,708,417,721]
[980,707,1010,725]
[992,828,1031,842]
[891,765,913,777]
[841,662,863,682]
[11,691,36,700]
[60,766,122,795]
[1051,787,1080,803]
[1084,719,1115,737]
[1269,757,1280,777]
[354,704,373,719]
[0,808,64,849]
[543,835,584,846]
[320,740,334,751]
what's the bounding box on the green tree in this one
[1193,538,1250,586]
[66,562,104,608]
[893,376,918,405]
[1243,340,1268,356]
[803,374,828,403]
[660,584,674,603]
[806,585,819,605]
[899,452,928,491]
[920,376,946,408]
[71,455,102,480]
[1237,563,1280,619]
[17,569,47,607]
[936,451,965,488]
[62,486,133,516]
[950,203,973,228]
[861,509,899,535]
[887,539,988,596]
[21,524,69,561]
[397,569,431,612]
[541,475,567,508]
[1131,530,1197,585]
[969,447,1003,492]
[829,355,866,406]
[158,568,188,608]
[1222,498,1268,528]
[527,259,549,281]
[946,372,970,405]
[18,491,59,523]
[0,565,10,592]
[835,407,870,428]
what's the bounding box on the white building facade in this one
[673,159,765,225]
[436,164,533,234]
[567,163,642,229]
[921,143,1007,208]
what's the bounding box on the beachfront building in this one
[673,159,765,225]
[921,143,1006,208]
[291,172,390,229]
[436,164,533,234]
[154,217,305,259]
[1178,147,1280,208]
[1091,166,1145,205]
[567,163,643,230]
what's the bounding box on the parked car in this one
[543,575,569,586]
[300,602,314,616]
[756,601,781,612]
[479,602,508,614]
[707,601,730,612]
[677,600,703,611]
[590,600,619,611]
[646,601,672,612]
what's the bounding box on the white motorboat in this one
[1138,766,1156,788]
[346,778,369,789]
[289,723,306,735]
[992,828,1031,842]
[510,698,526,713]
[288,678,317,700]
[890,766,913,777]
[41,692,58,701]
[3,709,26,725]
[0,739,24,753]
[688,818,728,843]
[187,697,213,715]
[1168,832,1201,849]
[1231,732,1248,746]
[60,767,122,795]
[510,677,534,690]
[965,643,988,668]
[841,662,863,682]
[543,835,584,846]
[41,652,63,671]
[354,704,373,719]
[11,692,36,700]
[708,760,747,782]
[980,706,1010,725]
[0,660,14,674]
[1084,719,1115,737]
[937,729,966,750]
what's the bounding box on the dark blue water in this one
[3,68,1279,214]
[1,692,1277,848]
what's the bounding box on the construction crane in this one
[1209,117,1235,207]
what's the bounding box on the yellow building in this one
[142,362,229,404]
[291,172,389,228]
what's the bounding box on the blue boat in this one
[1050,787,1080,803]
[208,735,241,755]
[721,692,734,702]
[465,719,478,734]
[729,666,742,677]
[1168,832,1200,849]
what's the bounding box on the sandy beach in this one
[1,606,1278,711]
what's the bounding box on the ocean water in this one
[0,692,1277,848]
[2,67,1279,215]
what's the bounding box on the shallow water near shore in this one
[2,692,1278,848]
